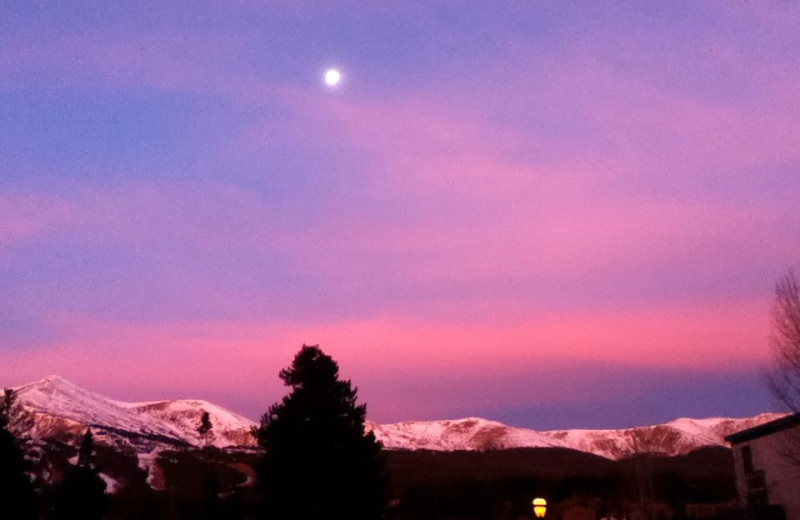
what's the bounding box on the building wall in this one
[732,427,800,520]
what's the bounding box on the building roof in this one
[725,413,800,444]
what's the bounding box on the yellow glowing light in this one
[533,497,547,518]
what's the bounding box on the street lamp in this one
[533,497,547,518]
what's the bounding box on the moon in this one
[324,68,341,87]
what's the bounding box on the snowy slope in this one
[365,417,564,451]
[367,412,783,459]
[15,375,257,452]
[13,375,781,460]
[130,399,256,447]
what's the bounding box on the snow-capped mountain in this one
[12,376,781,460]
[366,413,783,459]
[14,375,257,453]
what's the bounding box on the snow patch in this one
[136,450,163,490]
[100,473,119,494]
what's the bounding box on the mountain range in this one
[14,375,256,453]
[12,375,780,461]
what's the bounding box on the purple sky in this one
[1,1,799,429]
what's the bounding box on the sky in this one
[1,1,799,429]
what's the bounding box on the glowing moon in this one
[324,69,341,86]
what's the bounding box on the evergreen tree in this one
[254,345,391,520]
[198,411,213,447]
[78,427,96,468]
[53,428,107,520]
[0,389,38,519]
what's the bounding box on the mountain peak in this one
[16,374,91,399]
[34,374,74,387]
[14,375,258,451]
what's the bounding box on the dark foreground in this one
[25,443,740,520]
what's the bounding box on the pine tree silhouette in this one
[78,427,96,468]
[198,411,213,448]
[53,427,107,520]
[254,345,391,520]
[0,389,38,519]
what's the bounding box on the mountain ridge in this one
[14,375,258,452]
[12,375,782,460]
[365,412,782,459]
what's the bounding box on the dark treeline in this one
[385,449,737,520]
[1,346,741,520]
[0,389,38,519]
[52,427,107,519]
[0,441,739,519]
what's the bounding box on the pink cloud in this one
[0,293,771,420]
[3,172,791,327]
[0,194,74,248]
[0,182,290,255]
